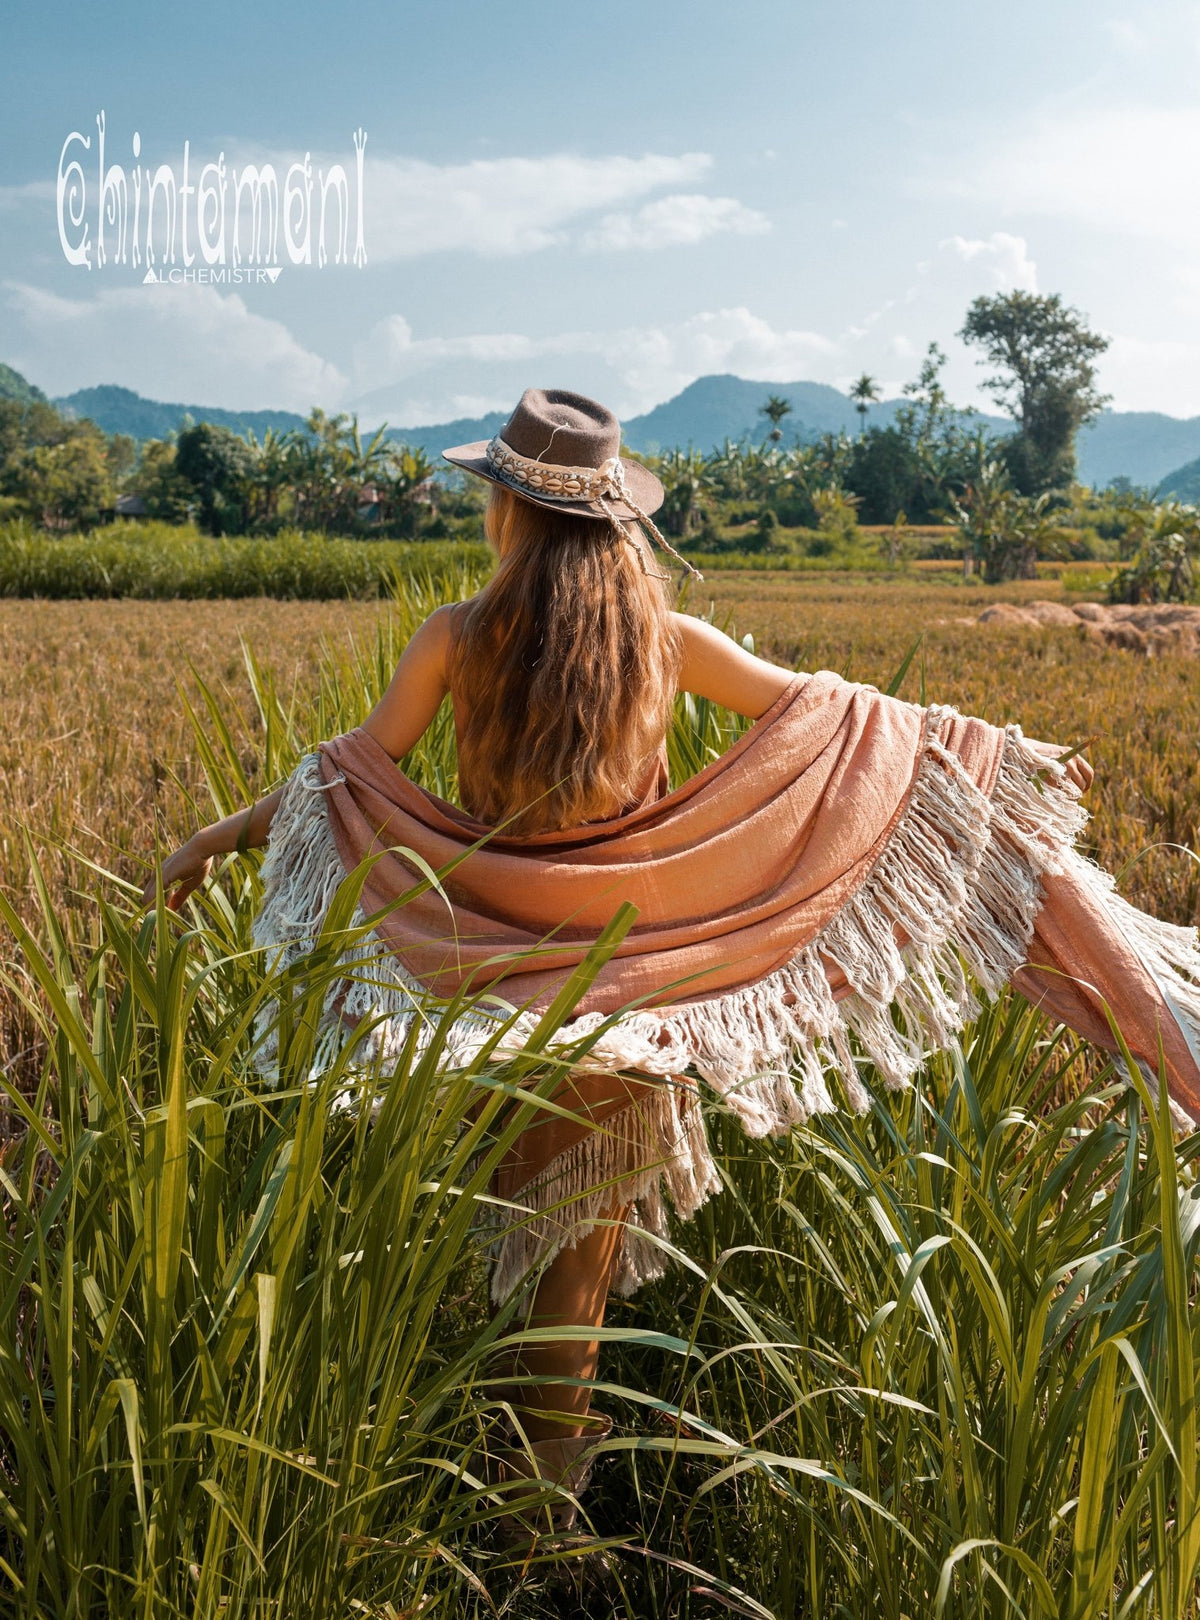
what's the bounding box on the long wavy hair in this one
[447,483,682,835]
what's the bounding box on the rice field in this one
[2,567,1200,1617]
[4,568,1197,1035]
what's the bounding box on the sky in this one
[2,0,1200,428]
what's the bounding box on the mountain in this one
[620,378,1200,490]
[0,363,47,405]
[53,385,310,442]
[1077,412,1200,492]
[6,363,1199,491]
[39,370,998,457]
[384,409,509,459]
[1155,455,1200,502]
[620,373,953,452]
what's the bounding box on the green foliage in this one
[0,390,476,544]
[847,425,925,525]
[0,294,1124,561]
[950,458,1071,583]
[959,291,1111,495]
[646,344,995,542]
[0,835,648,1614]
[654,447,714,538]
[175,421,257,535]
[877,508,913,569]
[812,483,862,548]
[0,399,115,529]
[1108,500,1200,604]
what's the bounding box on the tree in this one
[23,433,112,528]
[949,457,1021,581]
[174,422,254,534]
[0,401,113,528]
[656,449,713,538]
[958,291,1110,495]
[1108,501,1200,604]
[846,426,922,524]
[949,456,1068,583]
[242,426,294,529]
[897,343,952,444]
[758,395,793,445]
[812,484,861,548]
[134,439,193,524]
[105,432,137,486]
[384,444,435,537]
[848,373,881,435]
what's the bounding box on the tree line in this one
[0,290,1195,600]
[0,403,472,540]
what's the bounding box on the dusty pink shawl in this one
[253,669,1200,1301]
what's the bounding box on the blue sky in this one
[2,0,1199,426]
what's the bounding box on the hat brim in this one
[441,439,664,520]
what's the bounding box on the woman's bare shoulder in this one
[669,610,797,718]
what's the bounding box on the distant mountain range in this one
[7,364,1200,496]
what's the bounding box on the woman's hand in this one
[141,832,216,912]
[140,788,285,913]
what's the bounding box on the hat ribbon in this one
[484,435,704,581]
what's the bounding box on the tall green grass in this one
[2,571,1199,1617]
[0,520,490,600]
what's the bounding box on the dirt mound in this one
[976,599,1200,656]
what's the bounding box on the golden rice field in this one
[3,569,1198,1093]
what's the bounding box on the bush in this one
[775,492,818,529]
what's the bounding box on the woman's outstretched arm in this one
[142,607,454,910]
[673,611,798,718]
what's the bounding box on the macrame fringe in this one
[484,1074,722,1305]
[249,709,1200,1303]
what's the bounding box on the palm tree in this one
[849,373,881,436]
[244,426,292,527]
[655,448,714,538]
[385,444,435,537]
[708,438,750,502]
[758,395,793,445]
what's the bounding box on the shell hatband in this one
[484,435,704,580]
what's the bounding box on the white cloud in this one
[362,150,714,258]
[945,105,1200,248]
[351,305,837,423]
[352,315,539,387]
[1098,332,1200,416]
[612,308,837,407]
[938,232,1038,291]
[580,194,769,252]
[2,279,346,410]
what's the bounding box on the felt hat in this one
[442,386,665,522]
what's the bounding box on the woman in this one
[146,387,1200,1541]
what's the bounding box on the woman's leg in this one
[502,1202,632,1443]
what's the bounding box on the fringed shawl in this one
[251,669,1200,1302]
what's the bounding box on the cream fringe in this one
[249,706,1200,1304]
